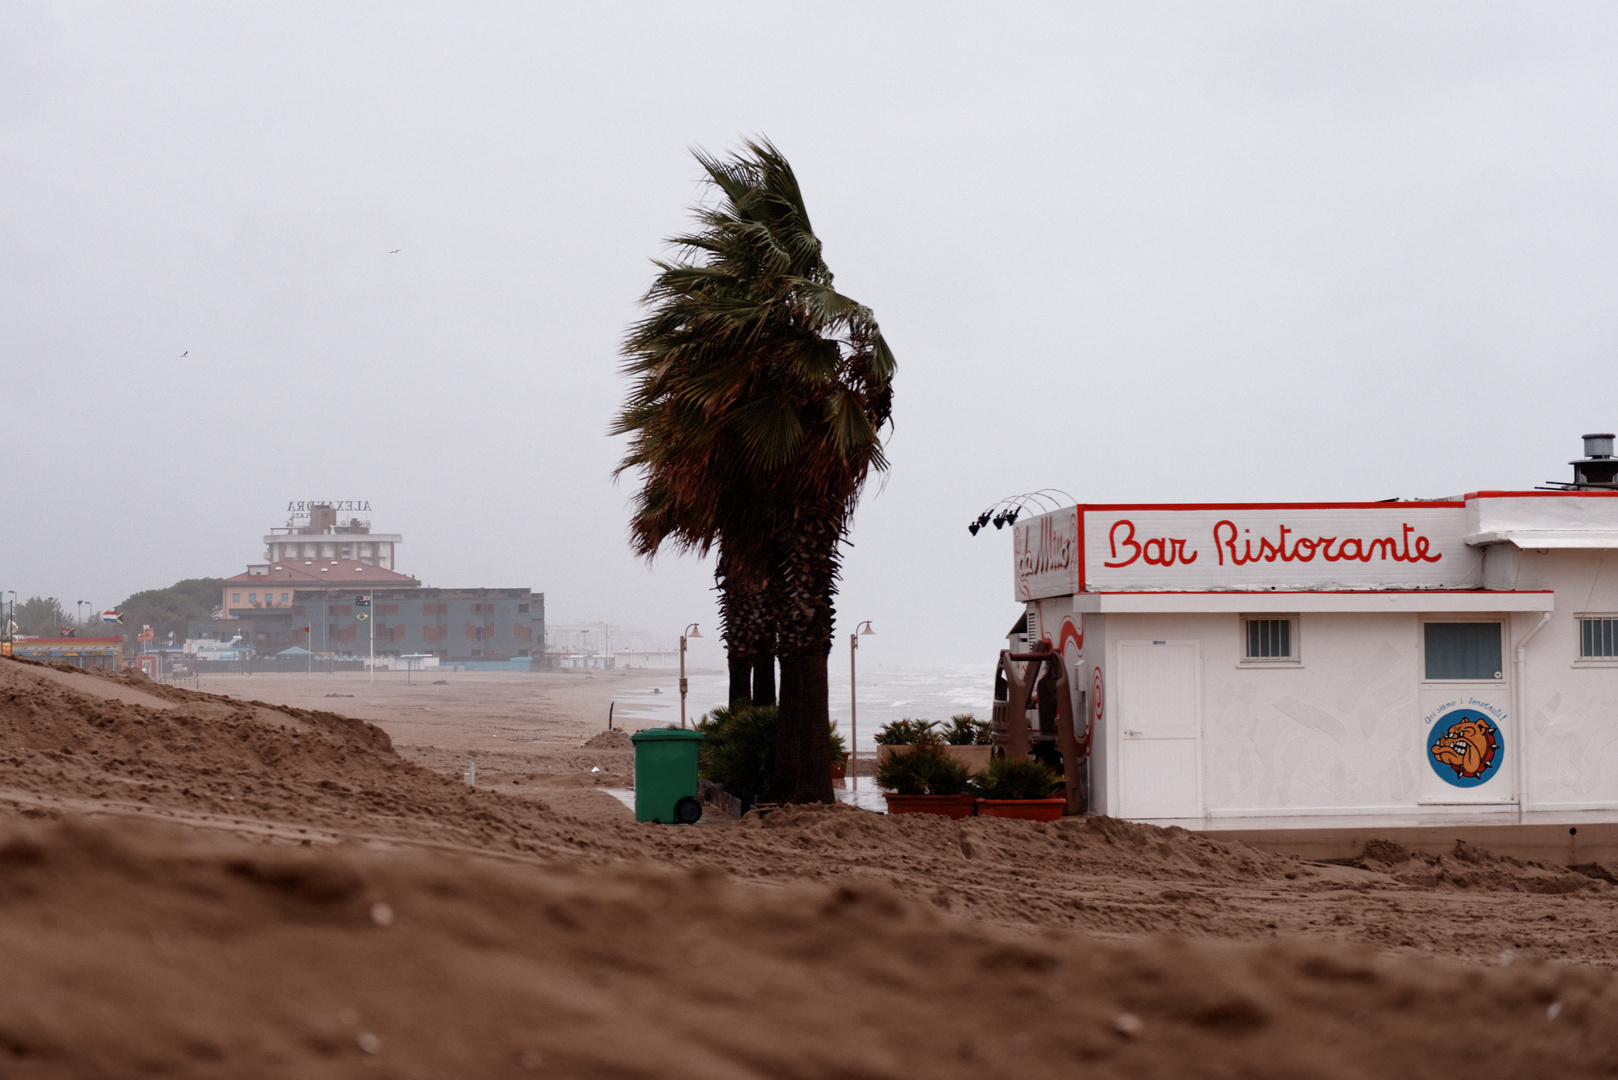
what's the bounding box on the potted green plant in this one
[972,755,1066,821]
[941,713,993,773]
[877,742,974,818]
[829,724,849,780]
[874,718,941,766]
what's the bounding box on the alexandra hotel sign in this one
[287,500,372,518]
[1015,503,1479,599]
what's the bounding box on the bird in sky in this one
[180,350,188,357]
[389,249,401,254]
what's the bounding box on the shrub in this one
[828,724,847,761]
[697,708,847,801]
[943,713,991,746]
[695,705,777,805]
[876,742,971,796]
[873,718,941,746]
[972,755,1062,800]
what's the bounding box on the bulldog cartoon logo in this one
[1426,709,1503,788]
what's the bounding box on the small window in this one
[281,593,289,603]
[1241,616,1298,664]
[248,593,257,603]
[232,593,240,603]
[1424,622,1502,681]
[517,603,530,613]
[1579,616,1618,661]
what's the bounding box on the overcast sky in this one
[4,2,1617,670]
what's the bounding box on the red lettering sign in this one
[1211,520,1441,566]
[1104,519,1199,568]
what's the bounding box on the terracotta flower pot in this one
[975,797,1067,822]
[883,793,976,819]
[831,754,848,780]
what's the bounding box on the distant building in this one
[262,502,402,570]
[8,637,122,669]
[221,501,420,618]
[615,649,679,668]
[201,588,543,663]
[213,503,543,665]
[221,560,419,617]
[319,588,544,664]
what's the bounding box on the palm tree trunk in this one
[769,507,841,804]
[718,552,772,709]
[751,655,776,706]
[775,652,832,802]
[727,653,753,709]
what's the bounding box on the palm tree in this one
[614,139,894,802]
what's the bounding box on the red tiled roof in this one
[223,561,419,585]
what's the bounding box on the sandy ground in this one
[6,659,1618,1077]
[198,670,658,820]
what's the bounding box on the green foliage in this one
[695,704,778,805]
[873,718,940,746]
[11,596,69,636]
[943,713,991,746]
[876,743,971,796]
[972,755,1062,800]
[116,578,224,647]
[828,723,846,761]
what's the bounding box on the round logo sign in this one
[1426,709,1503,788]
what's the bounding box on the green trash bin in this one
[630,727,706,824]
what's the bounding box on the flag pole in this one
[369,593,375,684]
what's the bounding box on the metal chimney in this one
[1572,433,1618,488]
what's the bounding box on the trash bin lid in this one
[629,728,706,742]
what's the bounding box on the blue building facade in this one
[291,588,544,663]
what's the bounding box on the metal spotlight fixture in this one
[966,490,1076,539]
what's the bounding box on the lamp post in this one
[850,620,874,791]
[679,623,701,728]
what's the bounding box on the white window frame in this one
[1575,613,1618,668]
[1239,614,1301,667]
[1419,617,1505,684]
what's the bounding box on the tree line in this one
[5,579,222,642]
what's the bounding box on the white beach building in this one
[1012,436,1618,829]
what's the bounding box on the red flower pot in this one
[975,797,1067,822]
[831,753,849,780]
[883,793,975,819]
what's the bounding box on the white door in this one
[1116,640,1202,818]
[1418,620,1514,805]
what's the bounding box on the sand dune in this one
[5,657,1618,1077]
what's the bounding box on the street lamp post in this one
[850,620,874,792]
[679,623,701,728]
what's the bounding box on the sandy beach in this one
[5,657,1618,1078]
